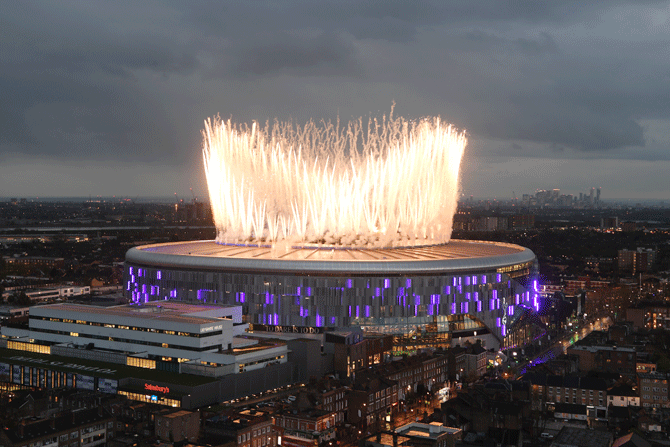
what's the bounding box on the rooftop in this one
[126,239,535,274]
[1,410,112,443]
[395,422,461,439]
[553,426,613,447]
[29,301,235,326]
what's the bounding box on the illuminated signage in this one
[251,324,324,334]
[144,383,169,394]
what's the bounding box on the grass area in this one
[0,347,218,387]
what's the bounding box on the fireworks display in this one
[202,112,466,248]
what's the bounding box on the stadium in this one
[124,114,541,352]
[123,239,539,352]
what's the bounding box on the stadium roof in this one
[126,239,535,275]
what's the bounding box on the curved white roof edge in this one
[125,240,536,275]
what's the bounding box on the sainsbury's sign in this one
[144,383,169,394]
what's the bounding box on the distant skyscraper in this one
[596,187,601,203]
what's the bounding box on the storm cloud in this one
[1,0,670,198]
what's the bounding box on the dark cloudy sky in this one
[2,1,670,200]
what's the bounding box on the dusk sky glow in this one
[2,1,670,199]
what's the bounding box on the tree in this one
[10,291,31,306]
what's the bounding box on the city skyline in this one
[2,1,670,199]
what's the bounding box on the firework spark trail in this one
[203,112,467,247]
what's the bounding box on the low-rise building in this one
[325,331,393,377]
[607,384,639,407]
[348,372,399,432]
[155,409,199,443]
[274,408,336,447]
[637,372,669,408]
[568,345,637,376]
[627,302,670,331]
[0,301,294,408]
[551,426,613,447]
[376,351,449,400]
[523,373,608,418]
[1,301,288,378]
[362,422,462,447]
[203,408,277,447]
[296,378,349,425]
[0,409,114,447]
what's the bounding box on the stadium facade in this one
[124,240,539,351]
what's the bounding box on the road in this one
[515,314,611,377]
